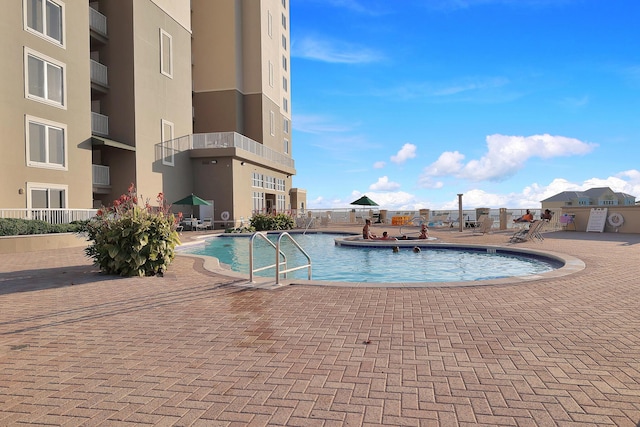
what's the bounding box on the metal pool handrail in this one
[248,232,312,284]
[398,216,427,237]
[276,232,312,284]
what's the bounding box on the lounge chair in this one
[195,218,212,231]
[473,216,494,235]
[509,220,544,243]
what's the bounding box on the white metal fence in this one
[0,209,98,224]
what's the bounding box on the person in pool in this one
[375,231,397,241]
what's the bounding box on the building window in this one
[282,55,287,71]
[283,138,289,154]
[160,29,173,78]
[283,118,289,134]
[283,76,288,92]
[24,48,65,107]
[276,178,285,192]
[268,11,273,37]
[27,182,67,209]
[161,119,174,166]
[282,0,287,9]
[24,0,64,46]
[268,61,274,87]
[252,172,264,188]
[253,191,265,213]
[281,13,287,30]
[283,97,288,113]
[270,111,275,136]
[26,116,66,170]
[282,35,287,50]
[277,195,286,212]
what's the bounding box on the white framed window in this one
[161,119,175,166]
[277,194,286,212]
[276,178,285,192]
[268,61,274,87]
[24,0,64,46]
[253,191,265,213]
[27,182,67,209]
[25,115,67,170]
[283,138,289,155]
[283,118,289,134]
[24,47,65,108]
[160,29,173,78]
[269,111,275,136]
[268,11,273,37]
[252,172,264,188]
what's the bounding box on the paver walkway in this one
[0,227,639,426]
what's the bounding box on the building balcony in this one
[89,7,108,42]
[90,59,108,91]
[91,112,109,136]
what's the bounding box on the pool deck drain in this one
[0,226,639,426]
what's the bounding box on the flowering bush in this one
[85,184,181,277]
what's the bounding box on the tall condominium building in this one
[0,0,302,228]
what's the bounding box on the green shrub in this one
[249,213,294,231]
[0,218,85,236]
[84,185,181,277]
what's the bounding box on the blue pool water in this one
[182,233,561,283]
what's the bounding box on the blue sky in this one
[289,0,640,210]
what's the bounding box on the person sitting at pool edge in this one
[362,218,376,239]
[541,209,553,221]
[514,209,534,223]
[418,223,429,239]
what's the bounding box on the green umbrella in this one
[173,194,212,206]
[350,195,379,206]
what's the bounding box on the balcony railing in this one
[0,209,98,225]
[92,164,110,186]
[89,8,107,36]
[90,60,108,87]
[166,132,295,169]
[91,112,109,136]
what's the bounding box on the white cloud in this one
[369,176,401,191]
[420,134,597,184]
[292,36,383,64]
[390,143,417,164]
[373,161,386,169]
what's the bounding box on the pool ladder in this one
[398,216,427,237]
[249,232,312,285]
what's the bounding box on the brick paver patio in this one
[0,227,639,426]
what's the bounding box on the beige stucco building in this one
[1,0,300,228]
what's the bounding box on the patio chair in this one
[509,220,544,243]
[473,216,494,235]
[195,218,213,231]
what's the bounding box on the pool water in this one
[182,233,561,283]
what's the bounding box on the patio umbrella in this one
[350,195,378,207]
[173,194,212,206]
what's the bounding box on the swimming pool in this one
[181,232,565,284]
